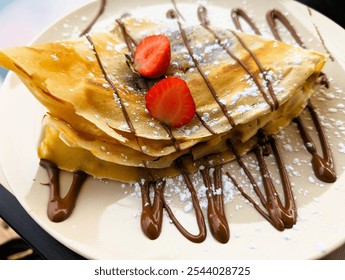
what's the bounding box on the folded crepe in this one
[0,17,327,182]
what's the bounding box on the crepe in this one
[0,17,327,182]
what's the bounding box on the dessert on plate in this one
[0,2,334,244]
[0,17,326,181]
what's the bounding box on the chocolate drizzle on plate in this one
[39,0,337,245]
[39,159,87,223]
[230,7,335,183]
[140,179,164,240]
[200,165,230,243]
[263,8,336,183]
[266,9,306,48]
[231,8,262,35]
[306,8,334,62]
[140,159,207,243]
[226,136,297,230]
[265,8,330,88]
[294,102,336,183]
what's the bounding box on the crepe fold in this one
[0,17,327,182]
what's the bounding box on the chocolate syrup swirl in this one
[163,125,181,152]
[80,0,107,36]
[266,9,306,48]
[140,159,207,243]
[226,136,297,230]
[86,35,137,137]
[140,180,164,240]
[198,5,278,111]
[197,5,209,26]
[266,8,331,87]
[171,0,185,21]
[200,165,230,243]
[164,159,207,243]
[230,8,335,183]
[115,18,138,58]
[40,159,87,223]
[141,161,230,243]
[264,9,336,182]
[293,102,336,183]
[167,9,236,127]
[231,8,261,35]
[230,30,279,110]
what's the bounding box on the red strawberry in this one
[145,77,196,128]
[134,35,171,78]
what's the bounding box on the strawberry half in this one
[145,77,196,128]
[134,35,171,78]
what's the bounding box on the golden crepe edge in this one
[0,17,328,183]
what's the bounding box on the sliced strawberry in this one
[145,77,196,128]
[134,35,171,78]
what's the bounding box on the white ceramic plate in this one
[1,0,345,260]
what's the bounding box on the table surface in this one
[0,0,344,260]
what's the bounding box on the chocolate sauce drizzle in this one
[140,180,164,240]
[140,159,207,243]
[307,7,334,62]
[116,8,217,137]
[266,8,330,87]
[266,9,306,48]
[226,137,297,230]
[200,165,230,243]
[167,9,236,127]
[230,30,279,110]
[171,0,185,21]
[263,8,336,183]
[39,0,337,245]
[163,125,181,152]
[195,112,217,135]
[198,5,279,111]
[115,18,138,58]
[231,8,262,35]
[293,102,336,183]
[40,159,87,223]
[80,0,107,36]
[85,34,136,137]
[114,17,182,152]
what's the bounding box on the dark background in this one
[298,0,345,28]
